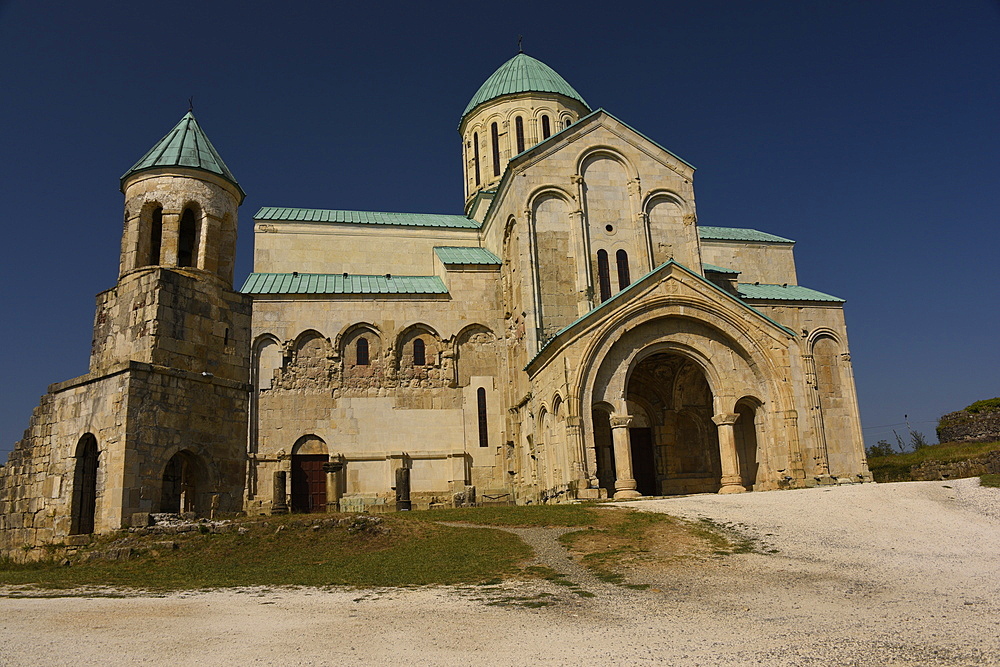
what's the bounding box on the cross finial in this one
[518,35,523,53]
[188,96,194,113]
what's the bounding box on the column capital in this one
[609,415,633,429]
[712,412,739,427]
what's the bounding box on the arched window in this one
[356,337,369,366]
[477,387,489,448]
[70,434,98,535]
[541,115,551,139]
[515,116,525,154]
[616,249,631,290]
[563,117,571,129]
[473,133,481,186]
[178,208,198,267]
[412,338,426,366]
[597,250,612,302]
[149,207,163,266]
[491,122,501,177]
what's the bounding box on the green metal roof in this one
[434,246,501,265]
[737,283,844,303]
[462,53,589,122]
[702,263,741,274]
[698,226,794,243]
[241,273,448,295]
[255,207,480,229]
[122,112,244,199]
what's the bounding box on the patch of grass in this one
[561,510,720,588]
[981,474,1000,488]
[867,440,1000,482]
[406,503,600,527]
[0,514,531,591]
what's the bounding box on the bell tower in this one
[90,111,252,519]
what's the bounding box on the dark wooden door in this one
[629,428,657,496]
[291,455,328,513]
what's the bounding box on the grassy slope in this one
[867,440,1000,483]
[0,505,743,592]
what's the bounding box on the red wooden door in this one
[291,455,328,513]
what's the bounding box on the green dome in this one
[121,112,244,200]
[461,53,589,122]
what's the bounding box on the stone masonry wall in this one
[937,409,1000,444]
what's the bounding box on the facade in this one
[1,52,870,554]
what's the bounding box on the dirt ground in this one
[2,479,999,666]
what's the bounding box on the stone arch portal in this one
[580,310,776,497]
[609,352,724,496]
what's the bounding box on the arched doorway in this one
[70,434,99,535]
[160,451,205,513]
[291,435,328,513]
[625,353,721,495]
[735,400,761,490]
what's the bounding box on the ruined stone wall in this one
[0,371,130,558]
[937,409,1000,444]
[911,449,1000,480]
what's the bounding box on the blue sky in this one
[1,0,997,461]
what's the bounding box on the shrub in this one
[965,398,1000,414]
[866,440,896,458]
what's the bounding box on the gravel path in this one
[1,479,998,666]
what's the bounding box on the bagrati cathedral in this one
[1,51,871,553]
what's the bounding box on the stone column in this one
[713,413,746,494]
[160,210,181,266]
[610,415,640,499]
[272,471,289,513]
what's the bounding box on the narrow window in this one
[149,207,163,266]
[564,118,571,129]
[491,122,500,177]
[473,133,481,186]
[356,337,369,366]
[597,250,612,302]
[412,338,426,366]
[477,387,489,447]
[178,208,198,267]
[616,249,631,290]
[541,115,551,139]
[515,116,525,154]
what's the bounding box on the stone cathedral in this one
[0,52,871,553]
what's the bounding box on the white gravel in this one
[1,479,998,666]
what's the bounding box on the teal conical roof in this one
[461,53,589,122]
[121,112,244,199]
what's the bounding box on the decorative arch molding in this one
[251,333,282,391]
[526,185,576,211]
[530,106,558,123]
[806,327,843,348]
[335,321,383,351]
[566,294,793,401]
[576,145,640,182]
[394,322,443,352]
[642,189,691,216]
